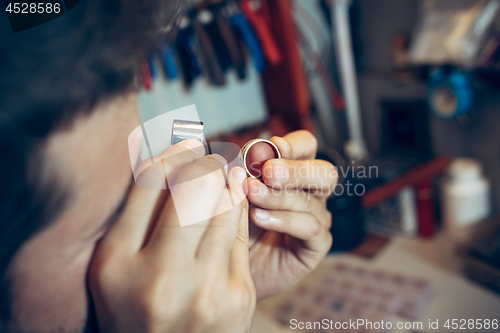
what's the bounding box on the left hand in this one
[246,130,337,300]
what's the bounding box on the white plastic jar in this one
[441,158,491,240]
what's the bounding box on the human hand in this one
[89,140,256,333]
[246,131,336,300]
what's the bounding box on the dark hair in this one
[0,0,183,324]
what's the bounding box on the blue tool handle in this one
[148,55,157,79]
[229,13,266,73]
[177,28,202,77]
[162,45,178,80]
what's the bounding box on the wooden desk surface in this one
[252,234,500,333]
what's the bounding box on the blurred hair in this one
[0,0,184,323]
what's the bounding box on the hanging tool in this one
[148,55,158,80]
[200,9,233,73]
[191,10,227,86]
[141,58,153,90]
[225,1,266,73]
[240,0,282,67]
[296,27,345,111]
[176,17,202,87]
[176,36,195,87]
[160,44,178,80]
[213,3,247,80]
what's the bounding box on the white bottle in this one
[441,158,491,241]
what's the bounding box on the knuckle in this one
[232,282,256,316]
[248,187,264,204]
[300,130,318,151]
[308,218,323,237]
[136,292,159,323]
[135,282,175,326]
[328,165,339,185]
[320,162,338,191]
[299,195,310,213]
[190,289,221,325]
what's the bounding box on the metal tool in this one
[171,119,206,145]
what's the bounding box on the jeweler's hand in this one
[89,140,255,333]
[246,131,336,300]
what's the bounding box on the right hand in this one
[88,139,255,333]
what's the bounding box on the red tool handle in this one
[142,59,153,90]
[240,0,282,66]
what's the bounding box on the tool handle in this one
[161,45,178,80]
[216,10,247,80]
[240,0,282,66]
[177,28,202,78]
[192,19,227,86]
[229,13,266,72]
[142,59,153,90]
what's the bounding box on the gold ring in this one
[240,138,281,179]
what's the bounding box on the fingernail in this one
[181,138,203,149]
[232,167,247,183]
[250,180,268,197]
[272,162,289,183]
[254,208,269,221]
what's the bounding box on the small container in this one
[441,158,491,241]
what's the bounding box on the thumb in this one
[229,174,251,281]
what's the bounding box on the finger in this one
[101,140,206,255]
[261,159,338,193]
[270,130,317,160]
[145,155,228,263]
[246,178,330,225]
[197,167,248,267]
[229,194,251,282]
[249,208,332,253]
[134,139,205,189]
[160,139,206,179]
